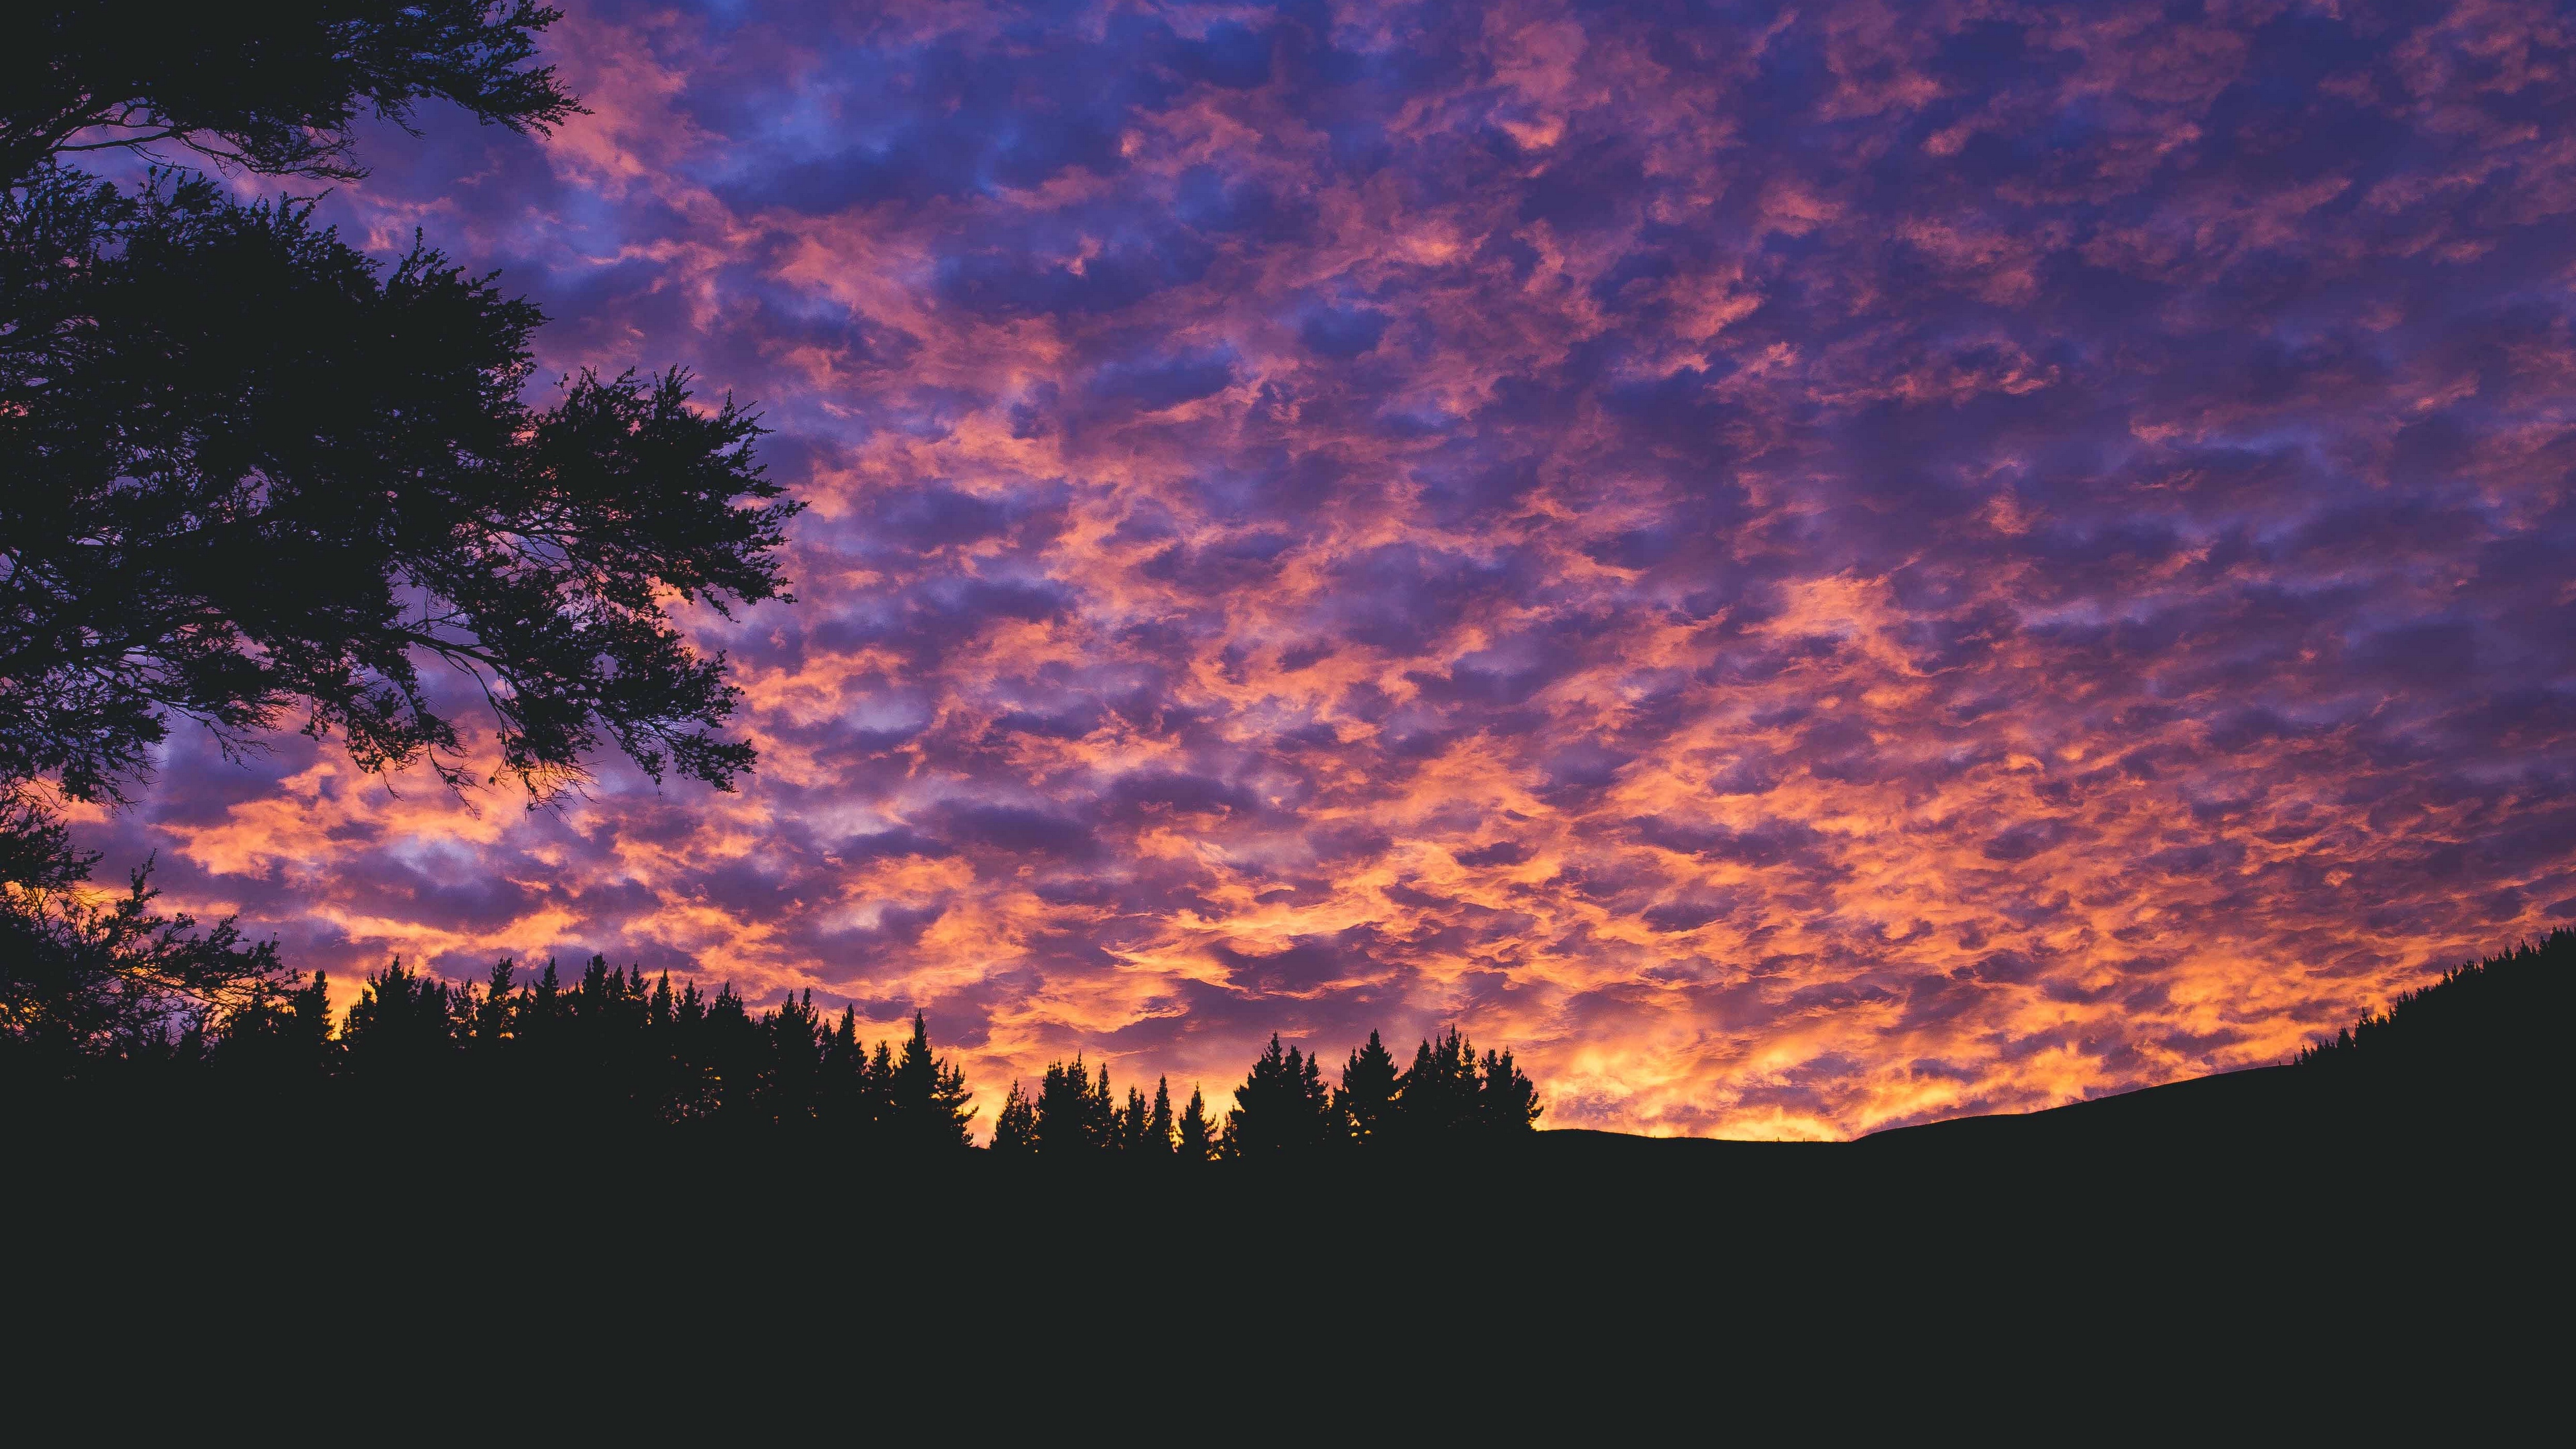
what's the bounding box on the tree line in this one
[2296,927,2571,1095]
[17,945,1544,1160]
[991,1028,1543,1160]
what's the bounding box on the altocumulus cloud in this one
[87,0,2576,1138]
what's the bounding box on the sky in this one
[70,0,2576,1138]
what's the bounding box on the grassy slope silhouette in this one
[1526,928,2571,1171]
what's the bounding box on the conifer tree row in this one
[989,1026,1543,1161]
[2296,927,2573,1093]
[39,944,1547,1161]
[215,955,977,1146]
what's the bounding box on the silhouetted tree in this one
[1146,1076,1177,1157]
[0,1,798,1080]
[339,959,456,1089]
[697,985,763,1120]
[1034,1054,1112,1156]
[1089,1062,1117,1148]
[1226,1034,1335,1157]
[1395,1028,1483,1144]
[1116,1084,1154,1153]
[890,1011,975,1149]
[821,1006,890,1138]
[1178,1085,1216,1163]
[215,969,334,1085]
[763,989,825,1126]
[0,847,281,1075]
[1337,1030,1399,1148]
[991,1081,1036,1156]
[467,960,517,1056]
[0,167,796,807]
[3,3,578,186]
[1479,1046,1544,1136]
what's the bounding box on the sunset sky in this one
[70,0,2576,1138]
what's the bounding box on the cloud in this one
[94,0,2576,1141]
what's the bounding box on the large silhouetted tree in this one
[0,168,795,806]
[2,7,799,1072]
[0,848,280,1062]
[2,3,578,186]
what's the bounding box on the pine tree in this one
[288,970,333,1065]
[339,959,455,1077]
[822,1006,880,1137]
[639,971,685,1122]
[1089,1060,1117,1147]
[1298,1044,1329,1138]
[664,979,720,1122]
[1395,1028,1482,1145]
[1146,1076,1177,1156]
[213,967,334,1083]
[1178,1084,1216,1163]
[763,988,824,1126]
[890,1010,975,1149]
[1113,1084,1146,1152]
[992,1081,1036,1156]
[1478,1046,1543,1136]
[1226,1034,1334,1156]
[470,959,516,1052]
[525,957,564,1067]
[700,983,761,1119]
[1337,1030,1399,1148]
[1036,1056,1084,1155]
[868,1039,897,1125]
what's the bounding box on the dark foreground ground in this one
[20,1059,2552,1282]
[7,1069,2560,1430]
[13,938,2569,1417]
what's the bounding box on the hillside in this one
[1857,928,2571,1157]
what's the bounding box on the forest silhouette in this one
[19,945,1549,1163]
[12,924,2565,1169]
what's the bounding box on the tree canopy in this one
[0,167,795,806]
[1,3,797,1071]
[1,2,578,184]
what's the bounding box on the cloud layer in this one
[82,0,2576,1136]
